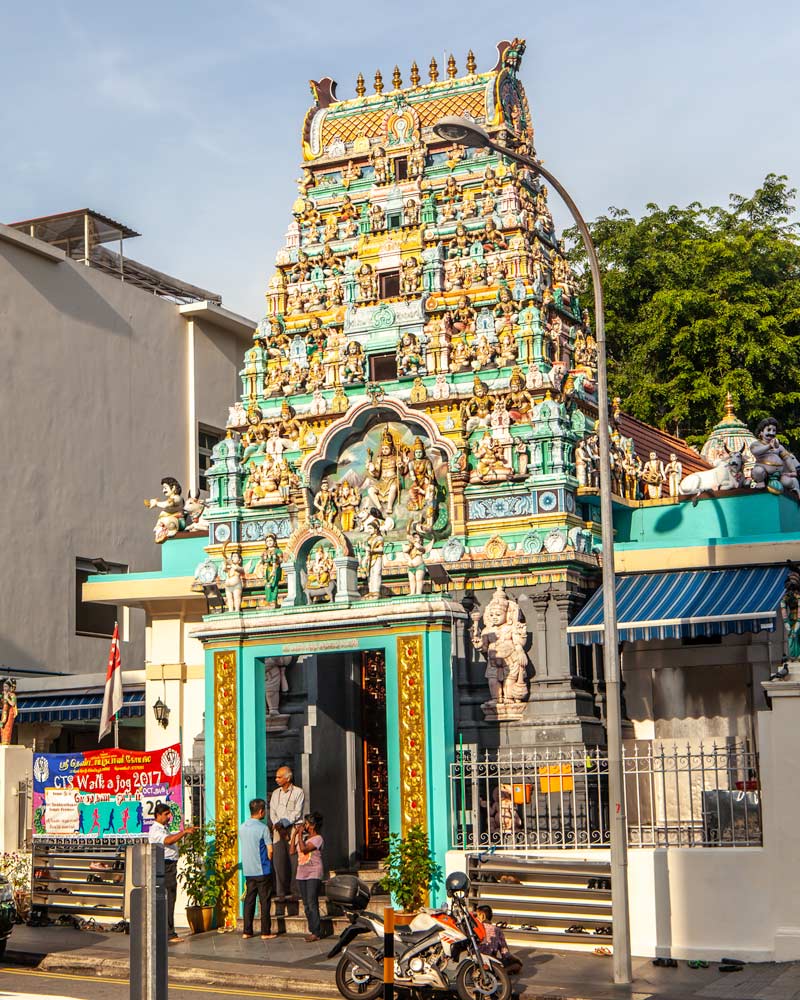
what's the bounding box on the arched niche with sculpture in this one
[281,523,359,607]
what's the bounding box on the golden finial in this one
[724,391,736,419]
[429,57,439,82]
[466,49,476,74]
[356,73,366,97]
[392,65,402,90]
[410,61,420,87]
[447,54,457,79]
[374,69,384,94]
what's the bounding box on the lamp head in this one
[433,116,491,149]
[153,696,170,729]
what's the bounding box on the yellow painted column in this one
[396,635,427,835]
[213,650,239,930]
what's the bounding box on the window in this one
[76,558,127,638]
[369,352,398,382]
[387,213,402,230]
[379,270,400,299]
[198,425,224,491]
[394,157,408,181]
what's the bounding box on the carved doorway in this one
[361,650,389,860]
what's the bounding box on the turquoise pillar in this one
[424,627,455,905]
[237,646,267,817]
[384,637,401,844]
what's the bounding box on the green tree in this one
[565,174,800,449]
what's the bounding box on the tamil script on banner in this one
[32,745,183,843]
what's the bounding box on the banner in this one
[32,744,183,843]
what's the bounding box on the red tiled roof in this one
[617,412,710,475]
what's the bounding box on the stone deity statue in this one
[361,521,385,599]
[258,533,282,608]
[366,428,406,520]
[664,453,683,498]
[145,477,186,543]
[750,417,800,499]
[641,451,665,499]
[404,529,432,596]
[0,679,18,745]
[781,570,800,661]
[473,587,530,717]
[265,659,290,716]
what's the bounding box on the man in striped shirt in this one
[269,767,304,900]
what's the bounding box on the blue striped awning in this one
[567,566,788,646]
[16,690,145,723]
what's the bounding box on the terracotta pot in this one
[393,911,417,926]
[186,904,215,934]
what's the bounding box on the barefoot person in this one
[293,812,324,941]
[148,802,196,943]
[269,766,305,900]
[239,798,277,940]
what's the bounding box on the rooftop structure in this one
[8,208,220,305]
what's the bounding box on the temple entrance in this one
[309,650,388,868]
[361,651,389,860]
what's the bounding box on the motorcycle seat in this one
[397,927,436,941]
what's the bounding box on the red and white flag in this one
[99,623,123,742]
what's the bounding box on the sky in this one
[2,1,799,320]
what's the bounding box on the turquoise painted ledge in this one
[613,490,800,549]
[90,534,208,583]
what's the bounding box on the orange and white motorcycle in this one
[326,871,511,1000]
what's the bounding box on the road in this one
[0,967,333,1000]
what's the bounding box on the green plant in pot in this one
[382,823,442,919]
[179,818,237,934]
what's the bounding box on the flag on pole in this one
[99,622,123,742]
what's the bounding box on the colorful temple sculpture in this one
[88,40,800,921]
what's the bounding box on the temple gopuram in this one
[87,39,800,921]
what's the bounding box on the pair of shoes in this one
[688,960,709,969]
[594,925,612,935]
[261,933,278,939]
[498,874,521,884]
[305,933,320,942]
[520,923,538,932]
[594,946,612,957]
[567,924,587,934]
[652,957,677,967]
[719,963,744,973]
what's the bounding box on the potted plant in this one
[382,823,442,922]
[0,852,31,923]
[179,818,237,934]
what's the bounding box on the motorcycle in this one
[326,870,512,1000]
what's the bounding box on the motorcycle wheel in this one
[334,952,384,1000]
[455,959,512,1000]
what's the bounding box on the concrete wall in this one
[0,226,252,702]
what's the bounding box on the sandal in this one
[496,921,509,929]
[594,946,612,956]
[719,964,743,973]
[688,961,709,969]
[567,924,586,934]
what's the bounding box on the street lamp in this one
[433,116,632,984]
[153,696,170,729]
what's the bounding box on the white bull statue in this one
[679,446,745,506]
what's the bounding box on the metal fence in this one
[450,741,762,851]
[182,767,206,828]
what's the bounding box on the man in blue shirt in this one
[239,798,276,939]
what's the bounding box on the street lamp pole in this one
[433,118,632,984]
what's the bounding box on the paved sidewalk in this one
[6,924,800,999]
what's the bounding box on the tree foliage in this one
[565,174,800,449]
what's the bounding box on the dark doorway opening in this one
[361,651,389,860]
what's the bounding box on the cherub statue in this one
[219,543,245,613]
[404,528,433,596]
[145,477,186,544]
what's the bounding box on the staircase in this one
[275,862,388,936]
[467,854,612,953]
